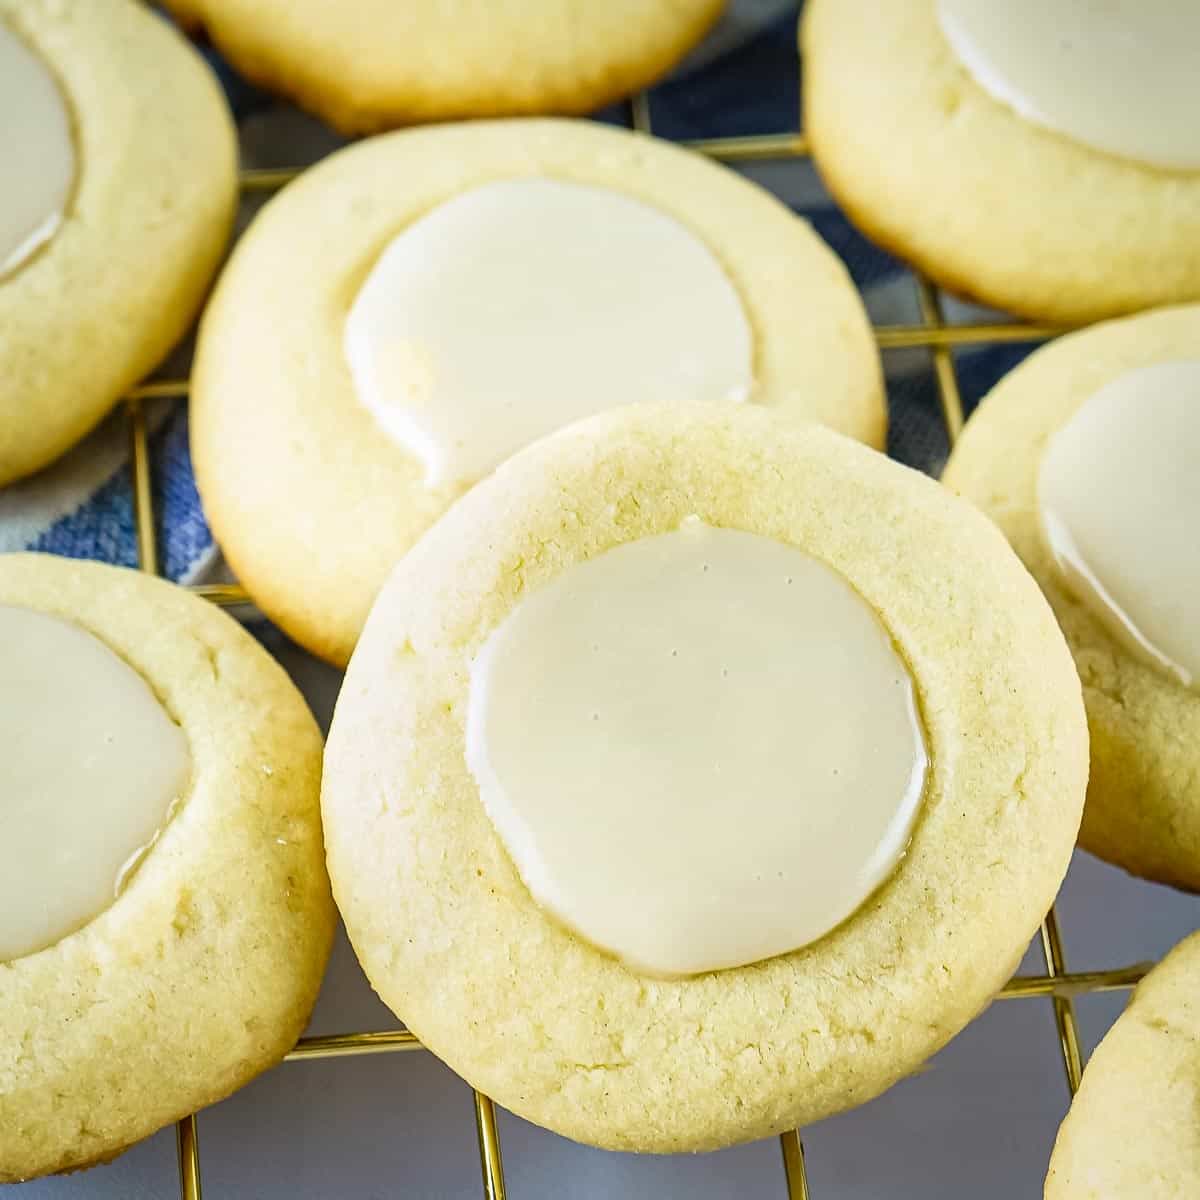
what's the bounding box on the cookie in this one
[192,117,885,666]
[0,0,237,488]
[1045,931,1200,1198]
[322,402,1087,1152]
[802,0,1200,324]
[943,304,1200,891]
[0,553,334,1182]
[163,0,724,134]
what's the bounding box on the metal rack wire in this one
[113,82,1157,1200]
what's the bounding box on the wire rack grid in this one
[111,77,1154,1200]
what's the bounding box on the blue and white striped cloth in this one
[0,1,1043,585]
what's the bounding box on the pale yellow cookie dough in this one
[802,0,1200,324]
[192,117,885,666]
[0,0,237,488]
[943,304,1200,892]
[322,402,1087,1152]
[1045,931,1200,1199]
[163,0,724,133]
[0,554,334,1183]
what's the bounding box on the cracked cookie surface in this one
[161,0,724,133]
[0,0,236,486]
[1046,931,1200,1198]
[944,304,1200,892]
[0,554,334,1183]
[802,0,1200,323]
[322,402,1087,1151]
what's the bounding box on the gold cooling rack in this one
[113,85,1154,1200]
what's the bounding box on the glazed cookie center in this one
[344,177,753,489]
[466,520,928,977]
[0,606,191,962]
[937,0,1200,170]
[1039,361,1200,688]
[0,22,75,277]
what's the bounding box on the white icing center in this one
[0,606,192,962]
[344,178,754,489]
[0,21,75,277]
[1039,361,1200,689]
[466,521,928,977]
[937,0,1200,170]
